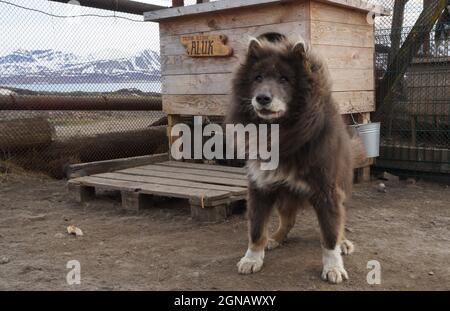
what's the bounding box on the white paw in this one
[321,266,349,284]
[340,239,354,255]
[237,249,264,274]
[321,246,349,284]
[266,238,280,251]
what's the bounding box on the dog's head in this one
[230,33,328,123]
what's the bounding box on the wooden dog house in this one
[145,0,388,179]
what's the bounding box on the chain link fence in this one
[370,0,450,177]
[0,0,167,178]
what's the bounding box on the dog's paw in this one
[340,239,354,255]
[321,266,349,284]
[237,256,264,274]
[321,246,349,284]
[266,238,281,251]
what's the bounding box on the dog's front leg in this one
[311,187,349,284]
[237,186,275,274]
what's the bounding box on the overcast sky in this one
[0,0,175,57]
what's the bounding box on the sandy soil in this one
[0,171,449,290]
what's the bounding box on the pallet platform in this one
[68,161,247,222]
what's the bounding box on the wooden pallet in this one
[68,161,247,222]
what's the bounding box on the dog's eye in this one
[255,75,263,82]
[280,76,289,83]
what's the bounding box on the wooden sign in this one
[180,34,233,57]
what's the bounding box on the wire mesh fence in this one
[371,0,450,177]
[0,0,167,178]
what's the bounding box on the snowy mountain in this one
[0,49,160,84]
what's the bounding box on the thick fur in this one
[227,34,354,283]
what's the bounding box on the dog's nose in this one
[256,93,272,106]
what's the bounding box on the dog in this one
[226,33,355,284]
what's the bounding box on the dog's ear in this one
[292,41,306,55]
[248,37,262,58]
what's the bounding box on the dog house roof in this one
[144,0,390,22]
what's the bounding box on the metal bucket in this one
[350,122,380,158]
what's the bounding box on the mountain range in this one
[0,49,161,84]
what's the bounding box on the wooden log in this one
[0,117,54,152]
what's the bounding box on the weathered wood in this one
[0,117,54,152]
[163,90,374,116]
[96,172,247,195]
[313,46,374,70]
[163,68,373,95]
[334,91,375,114]
[121,191,141,211]
[65,153,169,179]
[190,203,229,222]
[160,161,246,174]
[310,21,374,47]
[160,21,308,57]
[70,175,230,205]
[68,183,95,203]
[158,1,307,36]
[310,1,371,25]
[121,167,248,187]
[180,34,233,57]
[144,0,388,22]
[137,164,247,180]
[161,45,373,75]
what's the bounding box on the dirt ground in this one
[0,170,449,290]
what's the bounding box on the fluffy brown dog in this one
[226,33,355,284]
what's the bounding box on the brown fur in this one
[226,34,353,253]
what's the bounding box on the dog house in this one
[145,0,388,178]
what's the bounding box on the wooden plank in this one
[162,45,373,75]
[310,21,374,47]
[163,94,229,115]
[310,1,370,25]
[160,161,246,174]
[334,91,375,113]
[158,1,307,36]
[66,153,169,179]
[144,0,388,21]
[136,164,248,180]
[161,54,242,75]
[162,73,231,95]
[160,21,308,57]
[120,167,248,187]
[163,91,374,116]
[70,176,230,205]
[329,69,374,92]
[95,172,247,195]
[163,69,373,95]
[313,45,374,70]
